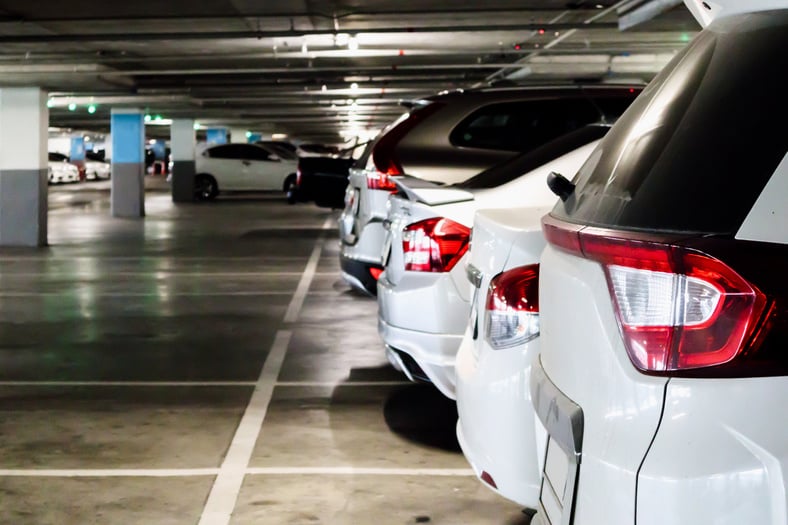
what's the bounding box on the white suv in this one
[532,8,787,525]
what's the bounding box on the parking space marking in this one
[0,468,220,477]
[0,467,473,478]
[275,381,412,388]
[0,381,257,387]
[0,291,294,297]
[245,467,474,476]
[199,330,292,525]
[283,218,332,324]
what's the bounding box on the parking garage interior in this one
[0,2,705,524]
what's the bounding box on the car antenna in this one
[547,172,576,202]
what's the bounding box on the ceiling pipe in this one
[0,22,619,44]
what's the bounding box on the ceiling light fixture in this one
[348,35,359,51]
[68,103,76,111]
[87,105,97,114]
[350,82,359,91]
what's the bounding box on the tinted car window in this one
[450,98,601,151]
[457,125,610,190]
[244,145,277,161]
[49,152,69,162]
[553,11,788,235]
[207,144,260,160]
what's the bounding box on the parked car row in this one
[321,3,787,523]
[47,152,111,185]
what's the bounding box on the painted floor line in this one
[0,467,474,478]
[245,467,475,476]
[274,381,412,388]
[199,330,292,525]
[0,271,338,278]
[0,291,294,297]
[282,219,331,324]
[0,468,220,477]
[0,381,258,387]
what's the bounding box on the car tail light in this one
[366,170,398,191]
[369,267,384,281]
[543,218,768,372]
[402,217,470,273]
[485,264,540,350]
[367,102,443,191]
[296,168,302,187]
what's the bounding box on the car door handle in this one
[242,160,251,166]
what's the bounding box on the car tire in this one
[284,174,297,204]
[194,174,219,201]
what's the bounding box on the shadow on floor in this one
[382,383,460,452]
[240,227,331,240]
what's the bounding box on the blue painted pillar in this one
[110,109,145,217]
[206,128,227,145]
[70,136,86,178]
[248,133,262,143]
[0,88,48,246]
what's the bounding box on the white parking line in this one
[198,218,332,525]
[0,467,473,478]
[275,381,412,388]
[245,467,474,476]
[199,330,292,525]
[0,381,258,387]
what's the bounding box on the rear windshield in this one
[552,11,788,235]
[457,125,610,190]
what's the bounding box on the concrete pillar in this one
[229,127,248,143]
[110,109,145,218]
[70,135,86,176]
[0,88,48,246]
[170,119,196,202]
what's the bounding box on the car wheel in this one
[194,174,219,201]
[284,174,297,204]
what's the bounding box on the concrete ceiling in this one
[0,0,700,142]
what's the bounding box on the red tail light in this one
[369,267,384,281]
[296,168,302,187]
[543,218,768,372]
[367,102,443,191]
[366,170,398,191]
[485,264,540,350]
[402,217,470,273]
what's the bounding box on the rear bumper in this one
[339,255,382,296]
[378,316,462,399]
[455,331,543,508]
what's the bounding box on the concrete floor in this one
[0,178,530,524]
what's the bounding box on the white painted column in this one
[229,127,248,143]
[170,119,196,202]
[0,88,48,246]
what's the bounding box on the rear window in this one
[552,11,788,235]
[450,99,601,152]
[457,125,610,190]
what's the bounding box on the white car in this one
[48,160,80,184]
[84,153,111,180]
[194,143,297,200]
[378,126,610,399]
[532,8,788,525]
[454,206,550,508]
[339,87,641,295]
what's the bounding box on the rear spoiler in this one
[393,175,474,206]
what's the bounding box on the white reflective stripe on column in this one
[0,88,47,171]
[171,119,195,162]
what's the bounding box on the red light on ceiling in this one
[629,88,635,93]
[399,49,405,56]
[538,28,545,35]
[514,44,522,50]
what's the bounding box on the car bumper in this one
[339,254,382,296]
[339,220,387,295]
[455,331,543,508]
[530,356,583,525]
[377,316,462,400]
